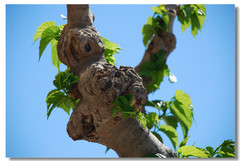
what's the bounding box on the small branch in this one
[135,5,179,90]
[165,4,179,33]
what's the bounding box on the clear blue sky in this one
[6,4,235,158]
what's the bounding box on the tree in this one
[34,4,235,158]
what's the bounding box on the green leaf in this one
[145,100,161,110]
[102,37,120,51]
[136,112,147,129]
[152,6,163,15]
[53,68,79,93]
[50,39,61,71]
[145,112,159,129]
[46,89,60,109]
[217,151,235,157]
[175,90,192,105]
[161,13,169,32]
[169,90,193,138]
[179,135,191,148]
[34,21,56,42]
[190,12,200,37]
[160,125,178,149]
[39,26,60,61]
[152,132,163,143]
[152,71,164,85]
[101,36,122,66]
[178,6,191,33]
[138,51,168,93]
[214,139,235,157]
[162,115,178,129]
[177,146,209,158]
[105,147,110,154]
[112,94,135,118]
[46,89,78,118]
[146,16,153,25]
[138,61,156,76]
[158,5,168,13]
[152,5,167,16]
[147,83,159,93]
[142,24,154,47]
[46,89,66,118]
[46,68,80,119]
[205,146,214,157]
[177,5,206,37]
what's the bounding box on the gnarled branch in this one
[57,4,177,157]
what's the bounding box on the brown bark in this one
[57,4,177,157]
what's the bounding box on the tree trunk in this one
[57,4,177,157]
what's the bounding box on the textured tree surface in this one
[57,4,177,157]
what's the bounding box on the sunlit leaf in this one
[177,5,206,37]
[169,90,193,138]
[101,36,122,66]
[145,112,159,129]
[34,21,56,42]
[160,125,178,149]
[39,26,60,61]
[50,39,61,71]
[142,24,155,47]
[177,146,209,158]
[162,115,178,129]
[179,135,191,148]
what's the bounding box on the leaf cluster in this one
[112,94,152,130]
[147,138,235,158]
[142,4,206,47]
[110,90,193,151]
[34,21,66,71]
[205,139,235,158]
[145,90,193,149]
[178,4,206,37]
[138,51,169,93]
[34,21,122,118]
[177,137,235,158]
[46,68,80,119]
[142,5,169,46]
[101,37,122,66]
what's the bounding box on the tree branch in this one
[135,5,179,90]
[57,4,177,157]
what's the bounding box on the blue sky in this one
[6,4,235,158]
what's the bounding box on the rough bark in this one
[57,4,177,157]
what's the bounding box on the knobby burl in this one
[56,5,177,157]
[57,5,146,142]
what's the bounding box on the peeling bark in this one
[57,4,177,157]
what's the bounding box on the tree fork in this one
[57,4,177,157]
